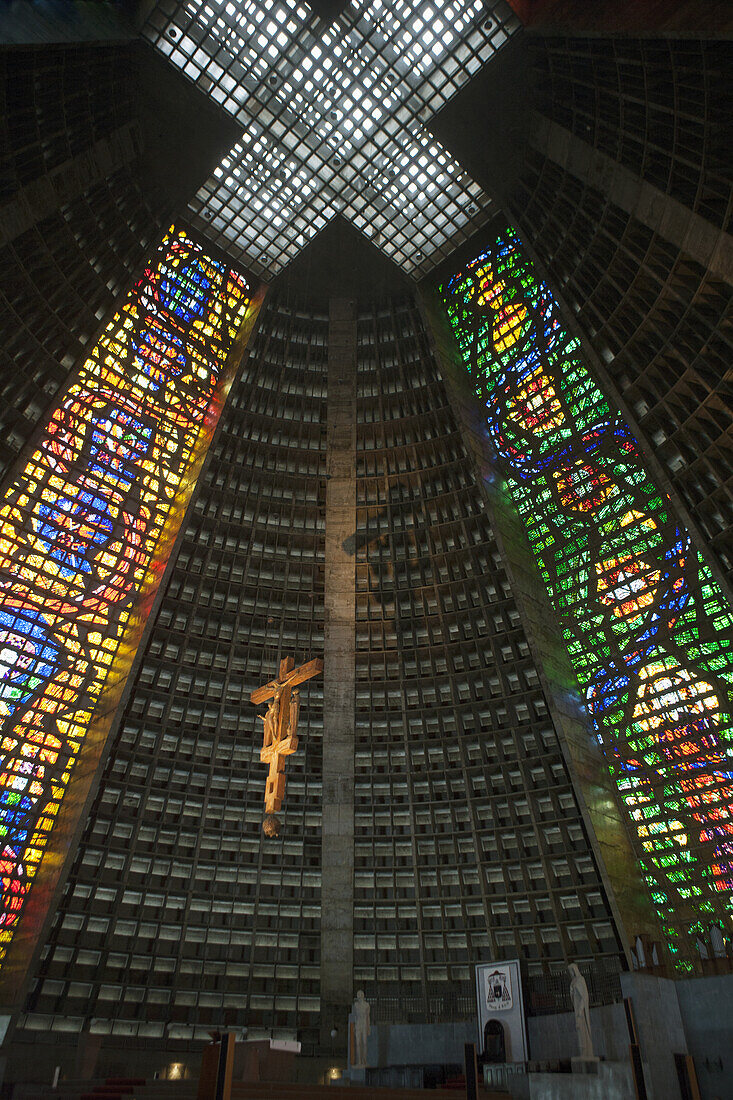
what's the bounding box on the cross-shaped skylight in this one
[143,0,520,280]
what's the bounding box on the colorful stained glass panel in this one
[441,227,733,964]
[0,227,256,968]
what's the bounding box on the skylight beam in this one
[143,0,520,277]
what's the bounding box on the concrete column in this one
[320,297,357,1045]
[529,111,733,287]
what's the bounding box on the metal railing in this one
[361,960,625,1024]
[524,960,624,1016]
[366,987,476,1024]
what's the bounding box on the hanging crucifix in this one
[250,655,323,837]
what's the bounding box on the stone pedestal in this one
[507,1061,634,1100]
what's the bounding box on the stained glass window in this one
[0,227,256,967]
[441,227,733,966]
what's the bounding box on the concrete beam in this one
[530,111,733,287]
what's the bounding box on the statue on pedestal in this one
[352,989,371,1067]
[568,963,594,1060]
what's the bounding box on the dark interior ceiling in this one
[429,33,533,210]
[134,42,241,214]
[307,0,352,25]
[271,216,412,306]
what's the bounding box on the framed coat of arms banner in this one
[475,959,528,1062]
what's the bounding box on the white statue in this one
[711,923,726,959]
[568,964,594,1060]
[352,989,371,1067]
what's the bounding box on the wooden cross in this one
[250,656,323,829]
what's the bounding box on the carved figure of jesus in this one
[251,656,322,836]
[261,696,279,747]
[288,689,299,740]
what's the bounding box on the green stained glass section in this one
[441,226,733,963]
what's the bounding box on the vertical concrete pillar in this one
[528,112,733,286]
[320,298,357,1045]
